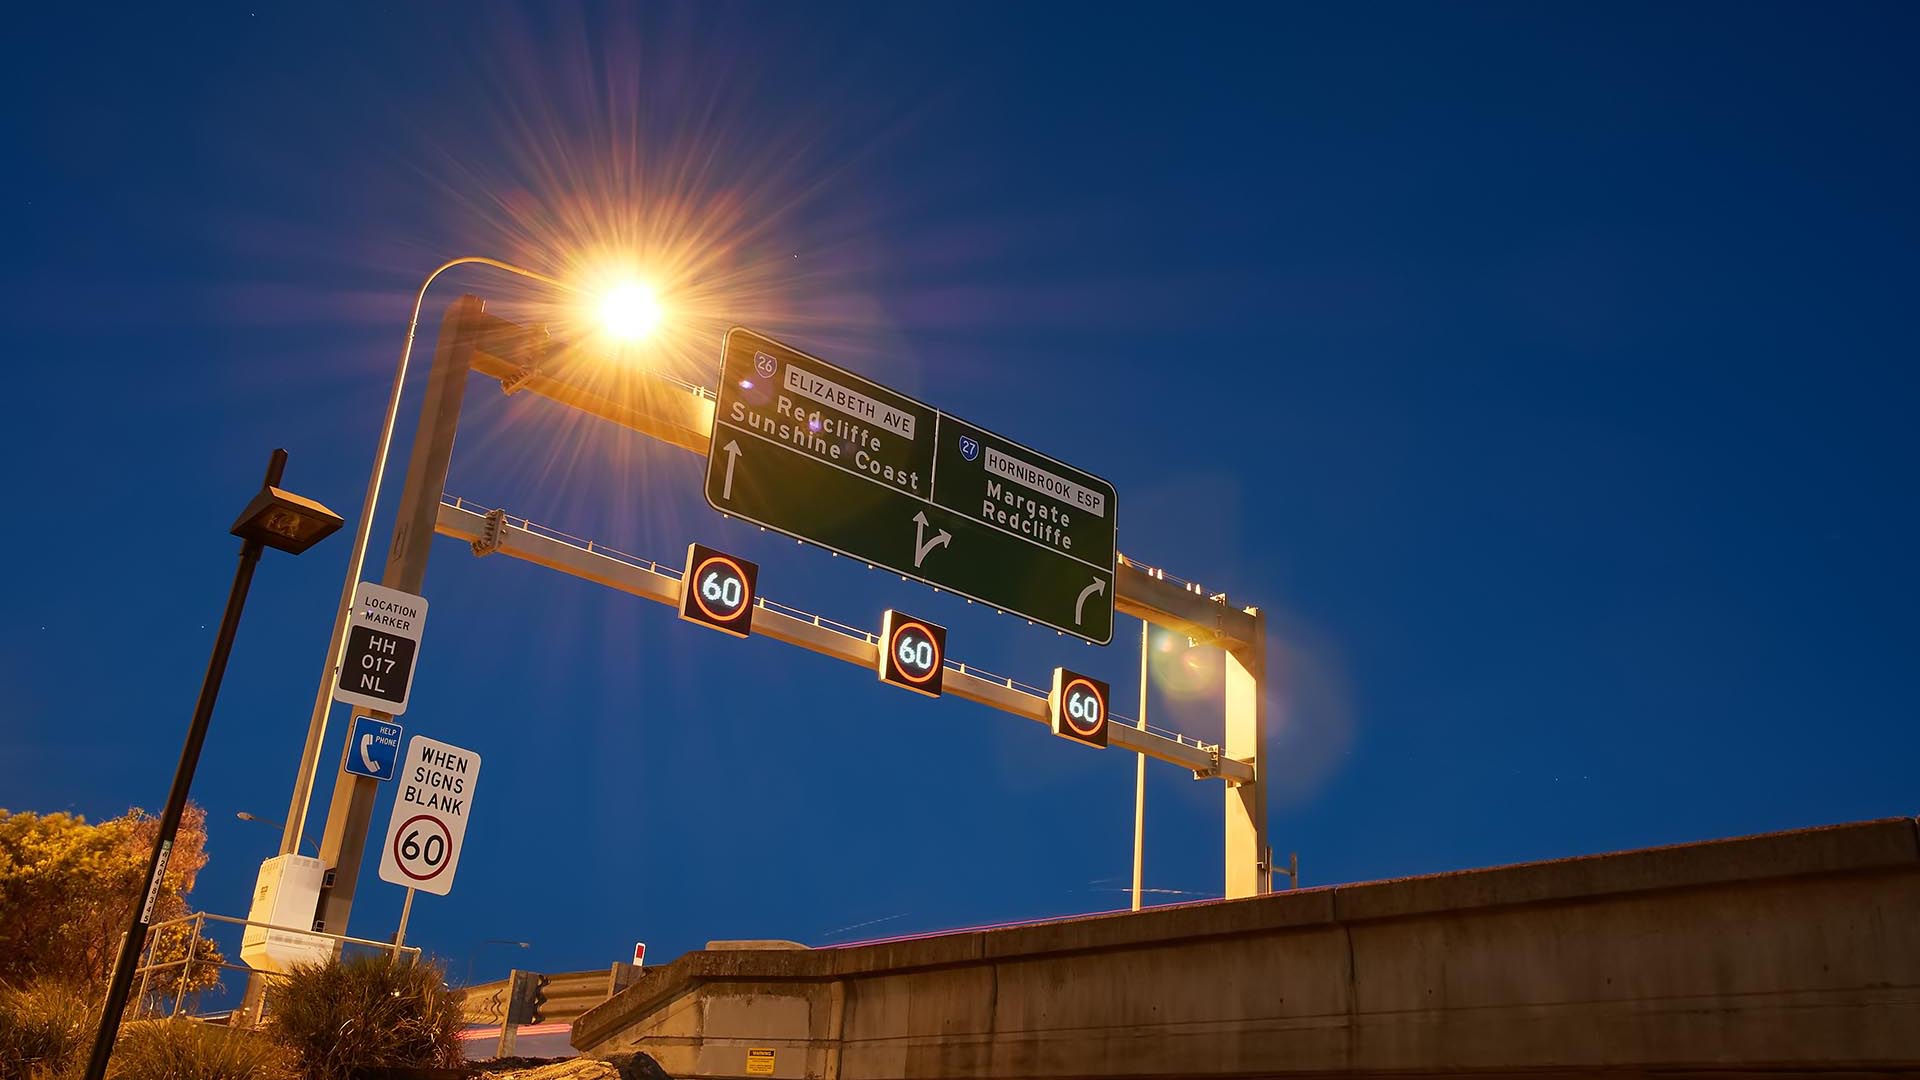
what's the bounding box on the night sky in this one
[2,3,1915,993]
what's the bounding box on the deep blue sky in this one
[3,3,1915,989]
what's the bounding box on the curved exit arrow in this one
[1075,578,1106,624]
[911,511,953,567]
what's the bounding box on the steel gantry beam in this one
[435,497,1252,783]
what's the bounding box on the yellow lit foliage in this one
[0,807,223,1001]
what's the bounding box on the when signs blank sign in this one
[377,735,480,897]
[332,581,427,716]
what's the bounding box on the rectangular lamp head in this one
[231,486,345,555]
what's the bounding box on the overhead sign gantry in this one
[706,328,1119,644]
[296,294,1270,946]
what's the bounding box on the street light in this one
[598,280,664,341]
[278,257,662,861]
[235,811,318,856]
[85,449,342,1080]
[278,257,578,860]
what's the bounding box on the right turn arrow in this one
[1075,578,1107,624]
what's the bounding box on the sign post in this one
[391,887,415,961]
[377,735,481,897]
[706,328,1119,644]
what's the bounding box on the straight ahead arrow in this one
[721,440,742,501]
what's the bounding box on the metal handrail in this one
[127,911,423,1025]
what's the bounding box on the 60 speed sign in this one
[678,543,759,638]
[377,735,481,896]
[878,609,946,697]
[1049,668,1110,748]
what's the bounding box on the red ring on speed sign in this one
[1062,677,1105,736]
[391,814,452,882]
[888,620,942,685]
[690,554,752,623]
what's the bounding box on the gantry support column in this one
[1224,606,1269,899]
[311,295,483,938]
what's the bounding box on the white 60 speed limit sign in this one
[377,735,481,897]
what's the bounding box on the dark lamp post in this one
[84,449,343,1080]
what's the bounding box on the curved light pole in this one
[279,258,577,858]
[236,810,319,856]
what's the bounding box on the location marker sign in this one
[878,610,946,697]
[1049,668,1110,747]
[679,543,758,638]
[332,581,427,717]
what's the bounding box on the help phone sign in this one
[377,735,480,897]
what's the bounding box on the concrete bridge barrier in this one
[575,817,1920,1078]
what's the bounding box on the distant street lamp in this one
[84,449,343,1080]
[235,810,318,856]
[465,938,532,986]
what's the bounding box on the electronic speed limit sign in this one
[377,735,481,897]
[678,543,759,638]
[877,610,946,697]
[1049,668,1110,747]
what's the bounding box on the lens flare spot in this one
[599,281,664,341]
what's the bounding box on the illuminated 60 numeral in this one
[1068,689,1102,724]
[896,636,935,671]
[702,570,743,610]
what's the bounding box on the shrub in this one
[106,1019,294,1080]
[0,982,98,1080]
[269,955,463,1080]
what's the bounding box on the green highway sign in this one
[704,327,1118,644]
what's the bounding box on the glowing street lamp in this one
[598,280,665,341]
[278,258,574,861]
